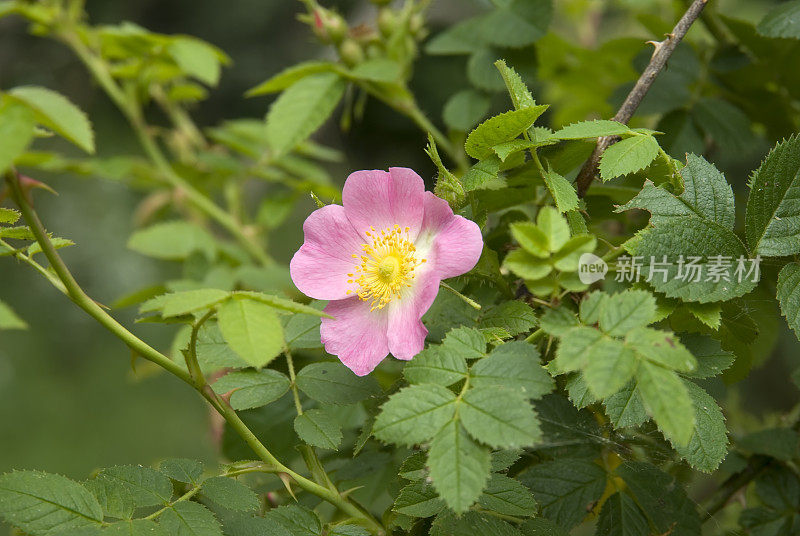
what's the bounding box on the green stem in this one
[525,328,545,343]
[186,310,215,387]
[0,237,67,294]
[440,281,481,310]
[144,485,202,520]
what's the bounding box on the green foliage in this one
[212,369,290,410]
[599,134,660,180]
[0,98,35,174]
[8,86,95,153]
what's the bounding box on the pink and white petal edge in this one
[386,271,440,360]
[320,297,390,376]
[420,192,483,280]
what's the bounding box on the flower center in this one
[347,225,426,311]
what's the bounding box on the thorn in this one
[278,473,297,501]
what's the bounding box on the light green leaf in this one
[0,98,36,174]
[427,419,491,513]
[168,37,227,86]
[635,361,694,447]
[603,383,648,428]
[685,301,722,329]
[552,120,631,140]
[295,362,381,405]
[625,327,697,372]
[578,291,608,325]
[492,139,537,161]
[479,301,538,336]
[537,206,570,252]
[460,387,541,449]
[158,459,203,485]
[509,222,550,257]
[426,18,488,55]
[212,369,290,410]
[233,291,331,317]
[757,0,800,38]
[158,502,222,536]
[465,106,548,160]
[246,61,339,96]
[441,327,486,360]
[518,460,606,530]
[128,221,215,261]
[550,326,604,372]
[393,480,445,518]
[265,72,346,156]
[538,306,579,337]
[195,321,249,370]
[480,0,553,48]
[0,207,20,224]
[0,471,103,535]
[348,58,402,83]
[83,477,135,520]
[443,89,491,131]
[461,155,502,191]
[470,341,553,399]
[543,170,579,213]
[495,59,534,110]
[97,466,172,508]
[745,134,800,256]
[373,384,456,446]
[398,452,427,481]
[0,299,27,330]
[599,135,659,181]
[597,289,656,337]
[403,347,467,386]
[10,86,95,153]
[674,381,728,472]
[103,519,167,536]
[155,289,229,317]
[778,262,800,341]
[595,491,650,536]
[478,474,537,517]
[201,476,259,512]
[582,338,637,398]
[217,297,284,368]
[294,408,342,450]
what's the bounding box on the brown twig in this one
[575,0,709,197]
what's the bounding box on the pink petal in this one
[320,297,390,376]
[420,192,484,280]
[290,204,363,301]
[387,271,440,360]
[342,168,425,240]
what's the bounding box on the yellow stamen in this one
[351,226,425,311]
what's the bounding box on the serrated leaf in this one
[685,301,722,329]
[158,459,203,485]
[739,428,799,461]
[535,394,604,460]
[603,382,648,428]
[373,384,456,446]
[470,341,553,398]
[348,58,402,83]
[0,207,21,224]
[97,466,172,508]
[460,387,541,449]
[673,381,727,472]
[398,452,427,481]
[595,491,650,536]
[294,408,342,450]
[246,61,339,96]
[441,327,486,359]
[0,98,36,174]
[158,502,222,536]
[295,362,381,405]
[518,460,606,530]
[478,474,537,517]
[128,221,215,261]
[212,369,290,410]
[427,419,491,513]
[479,301,538,336]
[681,334,734,378]
[553,120,631,140]
[393,480,445,517]
[195,321,249,370]
[262,505,321,536]
[465,106,548,160]
[536,206,570,251]
[0,471,103,535]
[462,156,502,191]
[635,361,694,447]
[778,262,800,340]
[745,135,800,256]
[550,326,604,372]
[168,37,226,86]
[599,135,659,181]
[490,450,522,473]
[625,327,697,372]
[217,298,283,368]
[693,97,752,154]
[539,306,579,336]
[431,511,522,536]
[265,72,345,156]
[231,291,331,318]
[104,519,167,536]
[543,170,579,213]
[757,0,800,38]
[443,89,490,131]
[509,222,550,257]
[10,86,95,153]
[582,338,637,398]
[83,477,135,520]
[201,477,259,512]
[153,289,229,317]
[403,347,467,386]
[597,289,655,337]
[495,59,534,110]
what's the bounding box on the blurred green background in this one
[1,1,799,534]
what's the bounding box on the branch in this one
[575,0,709,197]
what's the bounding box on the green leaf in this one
[404,347,468,386]
[373,384,456,446]
[550,326,604,372]
[470,341,553,399]
[398,452,427,481]
[754,466,800,510]
[212,369,290,410]
[495,59,534,110]
[0,471,103,535]
[542,170,579,213]
[595,492,650,536]
[246,61,338,96]
[328,525,371,536]
[519,518,569,536]
[462,156,502,192]
[598,135,659,181]
[681,334,734,379]
[426,17,488,55]
[479,0,553,48]
[393,480,445,517]
[83,477,134,520]
[625,327,697,372]
[582,338,637,398]
[443,89,491,131]
[217,297,284,368]
[518,460,606,530]
[195,321,249,370]
[739,428,799,461]
[465,106,548,160]
[265,72,346,156]
[509,222,550,257]
[97,466,172,508]
[441,327,486,360]
[0,299,27,330]
[158,459,203,485]
[603,383,648,428]
[294,408,342,450]
[427,419,491,513]
[552,120,631,140]
[9,86,95,153]
[158,502,222,536]
[431,511,522,536]
[535,394,604,460]
[478,474,538,517]
[685,301,722,329]
[490,450,522,473]
[597,289,655,337]
[745,134,800,256]
[153,289,229,317]
[778,262,800,340]
[201,476,259,512]
[635,361,694,447]
[128,221,215,261]
[673,381,728,472]
[0,98,36,174]
[536,206,571,251]
[693,98,752,154]
[168,37,226,86]
[460,387,541,449]
[757,0,800,38]
[262,505,321,536]
[234,291,331,318]
[103,519,167,536]
[479,301,538,336]
[539,306,579,337]
[0,207,20,224]
[295,362,381,405]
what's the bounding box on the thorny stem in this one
[0,237,67,294]
[575,0,710,197]
[186,310,215,387]
[58,30,272,267]
[5,170,384,535]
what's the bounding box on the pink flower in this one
[290,168,483,376]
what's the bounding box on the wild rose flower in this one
[290,168,483,376]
